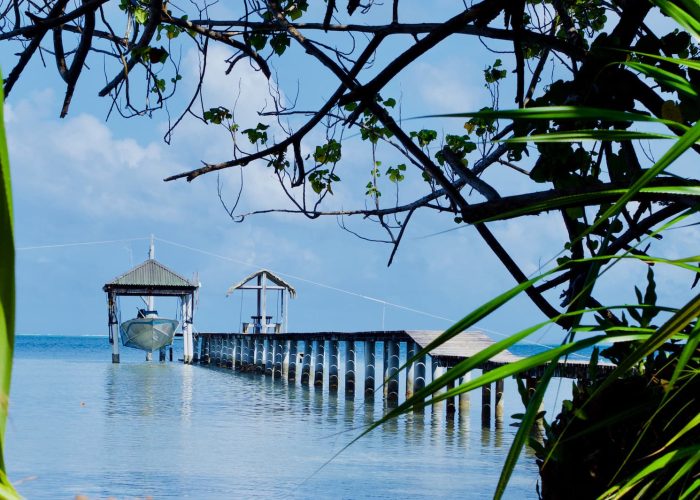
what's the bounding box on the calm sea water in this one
[6,336,577,499]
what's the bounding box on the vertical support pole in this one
[108,292,120,363]
[264,338,273,375]
[146,351,152,362]
[526,376,545,431]
[345,340,356,396]
[159,347,166,362]
[301,341,312,385]
[261,272,268,333]
[273,339,283,378]
[406,341,418,399]
[234,336,242,369]
[384,340,399,403]
[459,372,471,414]
[246,337,254,370]
[446,376,456,417]
[482,369,492,428]
[328,340,339,391]
[282,340,290,377]
[495,378,505,424]
[364,341,375,397]
[183,294,194,364]
[169,346,173,362]
[431,357,446,410]
[240,336,248,369]
[313,340,325,387]
[287,340,298,382]
[255,336,264,372]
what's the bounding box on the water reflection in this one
[9,337,544,498]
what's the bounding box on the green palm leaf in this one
[0,68,18,498]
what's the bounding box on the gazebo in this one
[226,269,296,333]
[103,241,199,363]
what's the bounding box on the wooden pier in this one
[196,330,613,424]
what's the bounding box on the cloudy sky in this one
[3,3,696,349]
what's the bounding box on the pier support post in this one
[182,294,194,364]
[282,341,291,378]
[264,339,273,375]
[159,347,166,362]
[329,340,339,391]
[345,341,356,396]
[495,378,505,424]
[273,339,283,378]
[108,292,120,363]
[255,337,264,372]
[446,376,456,417]
[288,340,298,382]
[459,372,471,414]
[384,341,400,403]
[364,341,375,397]
[301,341,312,385]
[482,370,492,428]
[234,337,242,369]
[526,376,545,431]
[241,337,250,370]
[431,358,446,410]
[146,352,152,362]
[202,336,210,364]
[406,341,418,399]
[169,346,173,362]
[313,340,325,387]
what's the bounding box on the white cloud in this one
[408,60,486,113]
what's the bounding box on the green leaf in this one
[0,68,17,494]
[420,106,687,130]
[622,61,699,99]
[134,7,148,25]
[504,129,678,143]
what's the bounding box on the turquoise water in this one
[6,336,567,499]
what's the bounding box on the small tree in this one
[2,0,699,497]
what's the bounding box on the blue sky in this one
[3,3,697,348]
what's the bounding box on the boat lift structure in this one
[226,269,296,333]
[103,242,199,363]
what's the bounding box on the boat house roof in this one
[226,269,296,298]
[103,259,198,295]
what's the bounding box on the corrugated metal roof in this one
[105,259,196,288]
[226,269,296,298]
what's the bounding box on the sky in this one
[2,3,698,350]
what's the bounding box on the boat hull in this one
[119,317,179,352]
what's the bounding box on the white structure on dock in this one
[103,242,199,363]
[226,269,296,334]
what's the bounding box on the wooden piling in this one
[264,339,273,375]
[254,337,264,372]
[159,347,166,362]
[384,341,400,403]
[273,339,283,378]
[282,340,291,378]
[364,341,376,397]
[431,359,446,410]
[234,337,242,369]
[446,378,456,417]
[346,340,356,395]
[459,372,471,414]
[301,341,312,385]
[328,340,339,391]
[313,340,325,387]
[406,341,417,399]
[288,340,298,382]
[482,369,492,427]
[495,378,505,423]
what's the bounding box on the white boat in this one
[120,309,179,352]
